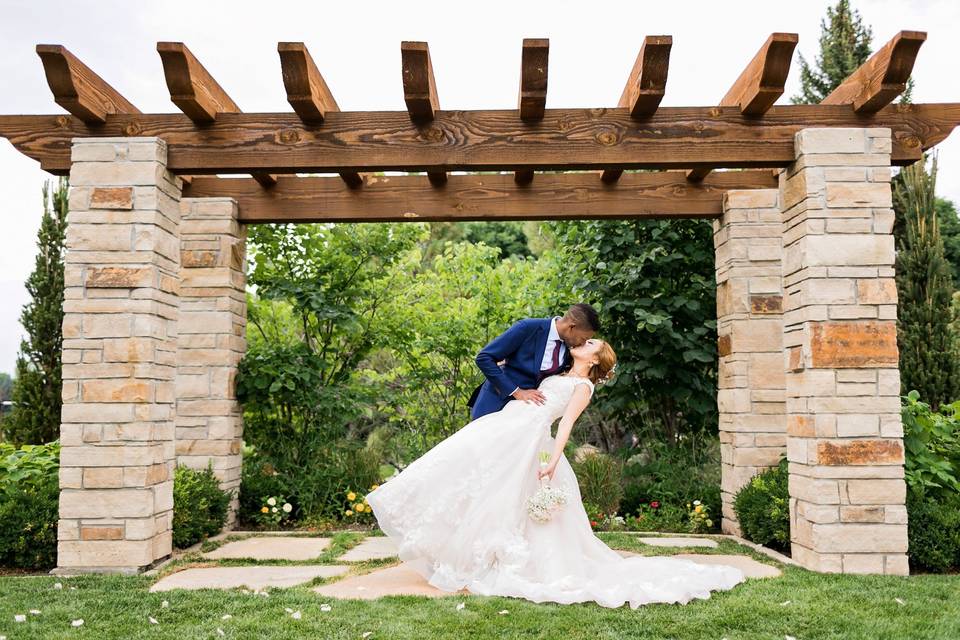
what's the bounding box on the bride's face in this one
[570,339,603,363]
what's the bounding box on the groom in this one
[468,303,600,420]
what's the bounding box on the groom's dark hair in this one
[566,303,600,332]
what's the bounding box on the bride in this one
[365,338,746,609]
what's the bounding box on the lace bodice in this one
[500,374,594,426]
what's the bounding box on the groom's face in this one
[560,324,594,349]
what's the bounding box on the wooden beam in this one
[822,30,926,113]
[35,45,141,125]
[2,104,957,176]
[516,38,549,185]
[157,41,276,188]
[401,41,446,186]
[183,170,779,223]
[687,33,798,182]
[601,36,672,184]
[277,42,362,189]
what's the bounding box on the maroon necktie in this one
[539,339,564,381]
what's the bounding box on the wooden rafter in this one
[2,104,956,176]
[822,30,926,113]
[277,42,362,188]
[157,41,277,188]
[401,41,446,186]
[515,38,549,185]
[687,33,798,182]
[35,45,140,124]
[182,170,778,223]
[601,35,672,184]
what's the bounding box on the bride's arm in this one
[541,384,592,479]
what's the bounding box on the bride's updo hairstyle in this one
[589,341,617,386]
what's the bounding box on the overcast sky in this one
[1,0,958,375]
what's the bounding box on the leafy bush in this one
[572,452,623,516]
[0,441,60,569]
[172,464,231,549]
[906,485,960,572]
[901,391,960,498]
[625,502,689,533]
[239,449,291,526]
[733,456,790,553]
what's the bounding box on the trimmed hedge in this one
[733,456,790,554]
[172,464,231,549]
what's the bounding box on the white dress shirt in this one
[510,317,565,397]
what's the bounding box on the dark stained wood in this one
[823,31,926,113]
[1,104,957,175]
[688,33,798,182]
[401,41,446,186]
[278,42,362,188]
[183,170,778,223]
[35,45,141,125]
[516,38,548,185]
[157,41,276,188]
[602,35,672,183]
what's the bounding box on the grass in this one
[1,533,958,640]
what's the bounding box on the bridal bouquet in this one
[527,451,569,523]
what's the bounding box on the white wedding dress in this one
[365,373,746,609]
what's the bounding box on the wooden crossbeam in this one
[35,45,140,125]
[601,36,672,184]
[157,42,277,188]
[182,170,778,223]
[401,41,446,186]
[687,33,798,182]
[2,104,957,175]
[277,42,362,188]
[823,31,926,113]
[515,38,549,186]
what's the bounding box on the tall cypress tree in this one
[792,0,872,104]
[894,154,959,409]
[5,178,68,444]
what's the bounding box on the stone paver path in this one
[314,563,468,599]
[338,536,398,562]
[203,536,331,561]
[637,536,719,548]
[150,565,350,592]
[617,550,782,578]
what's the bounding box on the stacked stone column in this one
[713,189,787,536]
[57,137,181,573]
[176,198,247,527]
[780,127,909,574]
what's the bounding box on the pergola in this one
[1,31,956,576]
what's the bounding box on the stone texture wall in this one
[713,189,787,536]
[780,127,909,574]
[176,198,247,527]
[58,137,182,573]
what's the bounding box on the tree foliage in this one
[792,0,873,104]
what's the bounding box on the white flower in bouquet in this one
[527,451,569,523]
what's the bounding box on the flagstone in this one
[616,551,782,578]
[636,537,719,548]
[150,564,350,592]
[313,563,468,599]
[337,536,399,561]
[202,536,331,561]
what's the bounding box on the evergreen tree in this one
[792,0,873,104]
[6,178,68,444]
[894,154,959,409]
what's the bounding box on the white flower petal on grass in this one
[291,611,302,620]
[72,619,84,627]
[498,610,509,615]
[320,604,332,612]
[70,586,77,590]
[14,614,26,623]
[785,636,796,640]
[161,600,169,608]
[456,602,465,611]
[361,633,373,639]
[895,598,906,606]
[54,582,63,589]
[284,607,293,614]
[217,628,225,636]
[780,600,791,606]
[221,614,232,620]
[30,609,41,615]
[149,616,159,625]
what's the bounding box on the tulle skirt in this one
[365,402,747,609]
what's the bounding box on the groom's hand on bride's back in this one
[512,388,546,405]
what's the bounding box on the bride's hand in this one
[538,463,557,482]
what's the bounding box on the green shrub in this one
[901,391,960,499]
[907,485,960,572]
[172,464,231,549]
[733,456,790,553]
[0,474,59,569]
[625,502,689,533]
[0,440,60,569]
[572,452,623,516]
[239,449,291,526]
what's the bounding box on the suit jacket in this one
[468,317,572,420]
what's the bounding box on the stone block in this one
[845,479,906,504]
[90,187,134,210]
[810,523,907,553]
[809,321,898,368]
[815,439,904,466]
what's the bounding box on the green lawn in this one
[1,533,958,640]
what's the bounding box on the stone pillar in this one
[57,137,181,573]
[176,198,246,527]
[713,189,787,536]
[780,127,908,575]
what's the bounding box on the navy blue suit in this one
[469,317,572,420]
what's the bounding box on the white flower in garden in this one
[693,500,701,506]
[283,503,292,513]
[72,619,84,627]
[217,628,225,636]
[267,497,277,506]
[30,609,41,615]
[272,507,278,513]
